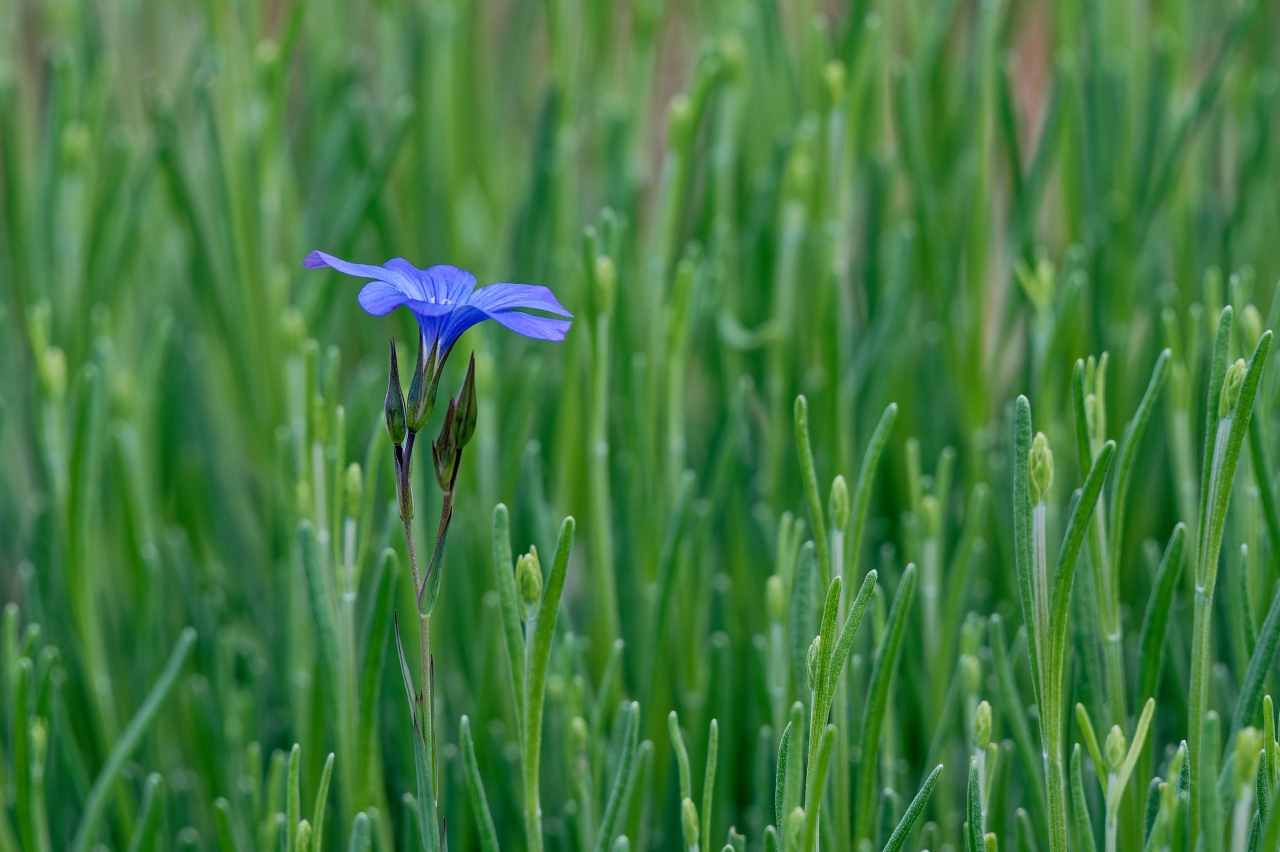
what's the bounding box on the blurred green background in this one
[2,0,1280,849]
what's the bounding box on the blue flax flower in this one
[304,250,573,352]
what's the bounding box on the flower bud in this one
[280,307,306,354]
[1243,305,1264,352]
[829,475,850,533]
[345,463,363,518]
[720,33,747,80]
[962,655,981,697]
[595,255,616,317]
[570,716,589,756]
[1028,432,1053,504]
[1104,725,1126,773]
[766,575,786,624]
[455,352,478,449]
[385,340,408,446]
[1220,358,1247,419]
[1235,726,1262,791]
[517,548,543,616]
[666,94,694,151]
[1084,394,1099,443]
[824,61,846,109]
[296,821,311,852]
[406,331,439,434]
[433,400,457,492]
[786,807,805,851]
[39,346,67,400]
[920,494,940,538]
[681,798,700,847]
[974,701,992,751]
[807,634,822,692]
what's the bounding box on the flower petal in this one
[488,310,572,341]
[467,283,573,317]
[357,281,410,315]
[304,250,421,297]
[435,306,491,353]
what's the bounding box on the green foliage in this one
[3,0,1280,849]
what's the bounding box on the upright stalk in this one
[1187,311,1271,848]
[1014,396,1115,852]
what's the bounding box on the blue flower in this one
[304,251,573,353]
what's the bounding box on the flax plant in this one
[1014,397,1115,852]
[4,0,1280,850]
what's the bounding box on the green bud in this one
[433,399,457,492]
[1084,394,1099,443]
[406,331,439,433]
[517,548,543,616]
[974,700,992,750]
[296,821,312,851]
[720,32,747,79]
[570,716,589,756]
[1104,725,1126,773]
[961,655,981,697]
[281,307,306,353]
[784,148,813,199]
[681,797,700,847]
[1220,358,1247,419]
[807,634,822,692]
[766,575,786,623]
[1014,256,1054,314]
[1235,727,1262,791]
[829,475,850,532]
[61,120,90,168]
[823,61,846,109]
[1028,432,1053,504]
[345,463,363,518]
[786,807,805,851]
[1243,305,1264,351]
[455,352,478,448]
[39,346,66,400]
[595,255,616,317]
[29,717,47,768]
[385,340,407,446]
[984,833,998,852]
[920,494,940,538]
[666,94,694,150]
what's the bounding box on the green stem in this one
[1189,582,1215,849]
